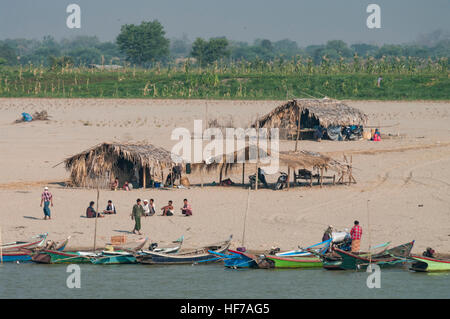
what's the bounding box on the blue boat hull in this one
[1,253,32,262]
[224,256,256,268]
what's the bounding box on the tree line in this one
[0,20,448,68]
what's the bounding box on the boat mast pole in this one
[367,199,372,267]
[242,186,251,247]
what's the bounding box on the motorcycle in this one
[274,172,288,190]
[342,125,363,141]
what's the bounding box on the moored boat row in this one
[3,233,449,272]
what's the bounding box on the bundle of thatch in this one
[14,110,51,123]
[64,142,181,187]
[254,98,367,138]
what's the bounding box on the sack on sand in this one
[180,176,190,187]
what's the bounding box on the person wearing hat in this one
[142,199,150,216]
[131,198,144,235]
[40,187,53,220]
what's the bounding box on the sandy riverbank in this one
[0,98,449,253]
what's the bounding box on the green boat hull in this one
[91,255,136,265]
[410,256,450,272]
[32,251,93,264]
[265,256,322,268]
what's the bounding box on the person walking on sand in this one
[40,187,53,220]
[131,198,144,235]
[350,220,362,252]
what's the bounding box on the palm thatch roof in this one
[64,142,180,187]
[254,98,367,134]
[278,150,346,172]
[191,145,345,175]
[190,145,271,174]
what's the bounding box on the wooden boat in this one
[409,254,450,272]
[136,235,232,265]
[308,241,391,270]
[333,241,415,270]
[91,253,137,265]
[32,250,98,264]
[263,255,323,268]
[210,249,259,269]
[138,236,184,257]
[1,233,48,251]
[1,236,69,263]
[276,239,332,257]
[91,238,149,265]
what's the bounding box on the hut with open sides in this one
[190,145,271,185]
[277,150,354,187]
[254,98,368,140]
[64,142,180,189]
[191,145,353,188]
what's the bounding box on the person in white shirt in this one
[142,199,150,216]
[103,200,116,214]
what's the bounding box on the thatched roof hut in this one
[191,145,270,175]
[191,145,346,186]
[278,150,345,173]
[64,142,180,188]
[254,98,368,139]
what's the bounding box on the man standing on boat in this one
[131,198,144,235]
[40,186,53,220]
[350,220,362,252]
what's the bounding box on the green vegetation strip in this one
[0,66,448,100]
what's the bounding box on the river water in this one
[0,263,449,299]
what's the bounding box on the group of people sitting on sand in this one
[86,200,117,218]
[85,198,192,219]
[110,178,134,191]
[131,198,193,234]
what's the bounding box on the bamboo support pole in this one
[242,187,251,247]
[93,187,99,252]
[287,167,290,190]
[295,108,300,151]
[142,166,146,189]
[367,199,372,265]
[242,163,245,187]
[255,117,259,191]
[219,163,224,184]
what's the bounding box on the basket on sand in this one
[180,176,191,187]
[363,130,372,140]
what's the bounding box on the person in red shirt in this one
[350,220,362,252]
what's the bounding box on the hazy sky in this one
[0,0,449,45]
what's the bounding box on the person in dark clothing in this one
[86,201,103,218]
[258,168,269,188]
